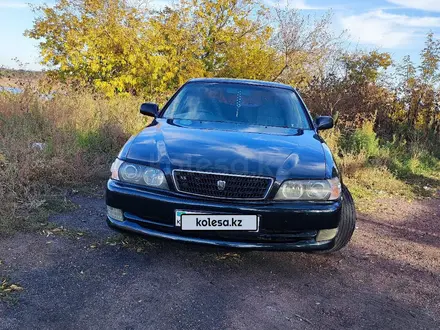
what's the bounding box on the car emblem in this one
[217,180,226,191]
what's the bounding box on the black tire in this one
[321,185,356,253]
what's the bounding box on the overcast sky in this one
[1,0,439,70]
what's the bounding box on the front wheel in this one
[322,186,356,253]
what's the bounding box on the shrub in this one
[323,121,439,205]
[341,121,379,158]
[319,128,341,154]
[0,86,439,234]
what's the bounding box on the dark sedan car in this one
[106,78,356,252]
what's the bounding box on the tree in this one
[420,32,440,84]
[304,50,393,130]
[417,32,440,134]
[270,8,343,88]
[342,51,392,84]
[392,33,440,135]
[147,5,206,94]
[22,0,440,140]
[26,0,278,96]
[150,0,277,86]
[26,0,156,96]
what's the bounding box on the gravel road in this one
[1,195,439,329]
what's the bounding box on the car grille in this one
[173,170,273,200]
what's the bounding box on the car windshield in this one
[162,82,311,129]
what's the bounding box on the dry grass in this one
[0,278,23,304]
[321,126,440,212]
[0,89,147,234]
[0,88,439,234]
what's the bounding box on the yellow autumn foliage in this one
[26,0,284,96]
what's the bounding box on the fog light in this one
[316,228,338,242]
[107,206,124,222]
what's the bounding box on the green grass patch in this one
[325,121,440,212]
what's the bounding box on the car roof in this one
[187,78,295,91]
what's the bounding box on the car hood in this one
[124,119,326,180]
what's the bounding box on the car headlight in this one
[274,177,341,201]
[110,159,169,190]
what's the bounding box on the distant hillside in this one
[0,68,43,87]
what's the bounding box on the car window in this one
[162,82,311,129]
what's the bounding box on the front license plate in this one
[180,214,258,231]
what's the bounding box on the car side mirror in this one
[315,116,333,131]
[140,103,159,117]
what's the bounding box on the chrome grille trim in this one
[172,169,274,200]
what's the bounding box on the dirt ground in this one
[0,194,439,329]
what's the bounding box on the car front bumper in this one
[105,180,342,251]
